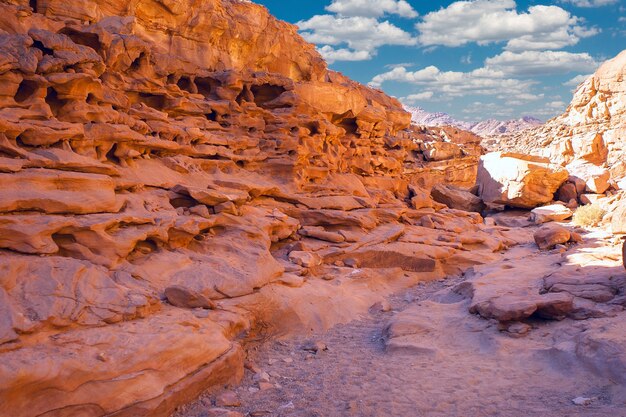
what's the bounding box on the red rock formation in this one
[0,1,515,415]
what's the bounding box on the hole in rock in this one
[195,77,218,98]
[205,111,217,121]
[235,86,253,105]
[250,84,286,107]
[15,79,39,103]
[32,40,53,56]
[176,76,194,93]
[130,52,148,72]
[169,194,197,209]
[58,28,101,53]
[105,144,120,164]
[130,239,158,257]
[45,87,66,117]
[29,0,37,13]
[86,93,98,105]
[129,92,166,111]
[52,233,77,248]
[336,117,358,135]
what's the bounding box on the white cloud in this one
[325,0,418,18]
[563,73,592,86]
[416,0,598,51]
[317,46,371,63]
[561,0,618,7]
[485,50,598,76]
[402,92,435,103]
[369,65,536,98]
[298,15,416,62]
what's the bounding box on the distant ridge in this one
[405,106,543,136]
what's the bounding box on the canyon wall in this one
[489,50,626,191]
[0,1,515,415]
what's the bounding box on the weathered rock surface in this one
[477,152,568,208]
[0,1,515,415]
[487,50,626,191]
[530,204,573,224]
[431,183,484,213]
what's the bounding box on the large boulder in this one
[477,152,569,209]
[430,184,484,213]
[530,204,573,224]
[566,160,611,194]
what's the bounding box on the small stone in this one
[164,285,216,309]
[96,352,107,362]
[282,357,293,363]
[205,408,244,417]
[499,322,531,338]
[258,381,274,391]
[216,391,241,407]
[189,204,211,218]
[288,251,322,267]
[344,258,359,268]
[333,260,345,267]
[302,340,327,353]
[244,361,261,373]
[250,411,270,417]
[369,300,392,313]
[572,397,594,406]
[279,401,295,410]
[268,358,278,365]
[247,387,259,393]
[253,371,270,383]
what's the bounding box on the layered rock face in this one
[490,50,626,189]
[0,1,514,416]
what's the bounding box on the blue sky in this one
[254,0,625,121]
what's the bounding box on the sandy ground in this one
[174,228,626,417]
[174,287,625,416]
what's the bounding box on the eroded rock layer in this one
[489,50,626,188]
[0,1,515,415]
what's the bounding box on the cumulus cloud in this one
[485,50,599,76]
[416,0,598,50]
[298,15,416,62]
[369,65,536,97]
[563,73,592,86]
[369,48,599,105]
[325,0,418,18]
[561,0,618,7]
[402,92,435,103]
[317,46,372,63]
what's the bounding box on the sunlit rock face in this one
[477,152,568,209]
[488,50,626,188]
[0,1,512,416]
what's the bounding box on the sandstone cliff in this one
[0,1,517,416]
[488,50,626,187]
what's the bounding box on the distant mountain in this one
[404,106,542,136]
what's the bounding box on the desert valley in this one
[0,0,625,416]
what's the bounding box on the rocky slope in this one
[405,105,542,136]
[0,1,523,416]
[489,50,626,191]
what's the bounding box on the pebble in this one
[572,396,594,406]
[282,357,293,363]
[258,382,274,391]
[250,410,271,416]
[247,387,259,393]
[215,391,241,407]
[253,371,271,383]
[302,340,327,353]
